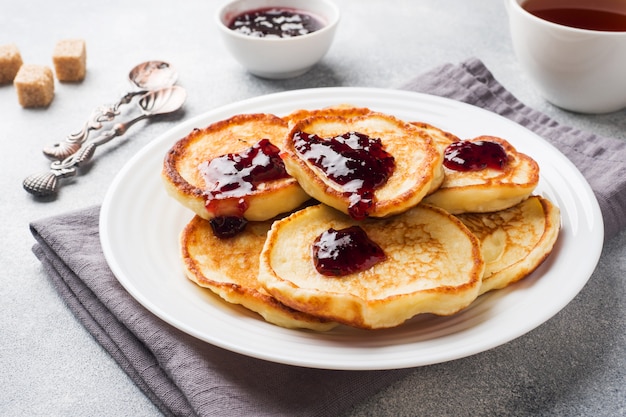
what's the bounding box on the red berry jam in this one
[293,131,395,220]
[313,226,387,276]
[198,139,289,238]
[443,140,508,171]
[228,8,324,38]
[209,216,248,239]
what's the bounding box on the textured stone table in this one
[1,0,624,415]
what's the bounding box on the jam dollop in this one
[293,131,395,220]
[198,138,289,238]
[312,226,387,277]
[228,8,324,38]
[209,216,248,239]
[443,140,508,171]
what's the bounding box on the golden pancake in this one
[162,113,310,221]
[180,215,337,331]
[258,204,485,329]
[456,195,561,295]
[281,110,444,219]
[422,134,540,213]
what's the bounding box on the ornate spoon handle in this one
[41,90,143,161]
[24,115,150,197]
[24,86,186,197]
[42,61,178,161]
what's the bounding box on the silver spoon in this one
[42,60,178,161]
[24,85,186,197]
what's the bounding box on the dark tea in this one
[522,0,626,31]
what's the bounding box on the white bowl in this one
[216,0,340,79]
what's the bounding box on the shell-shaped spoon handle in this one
[24,142,98,197]
[22,168,76,197]
[42,141,83,161]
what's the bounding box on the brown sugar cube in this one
[0,44,23,84]
[52,39,86,81]
[14,64,55,108]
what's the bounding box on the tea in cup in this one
[506,0,626,113]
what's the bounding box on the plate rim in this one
[100,86,604,370]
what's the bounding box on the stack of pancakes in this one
[162,106,560,331]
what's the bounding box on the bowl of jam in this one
[216,0,340,79]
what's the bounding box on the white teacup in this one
[506,0,626,113]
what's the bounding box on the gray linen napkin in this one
[30,205,406,417]
[30,58,626,417]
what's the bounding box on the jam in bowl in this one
[216,0,340,79]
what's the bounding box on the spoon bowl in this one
[129,60,178,91]
[137,84,186,117]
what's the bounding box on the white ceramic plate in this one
[100,87,603,370]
